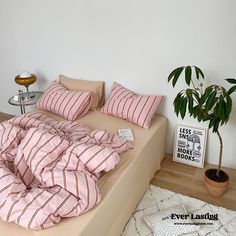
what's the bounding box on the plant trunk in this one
[216,130,223,178]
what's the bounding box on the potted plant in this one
[167,65,236,197]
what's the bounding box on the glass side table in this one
[8,91,43,114]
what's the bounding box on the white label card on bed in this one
[117,129,134,141]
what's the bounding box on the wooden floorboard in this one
[151,154,236,211]
[0,112,14,122]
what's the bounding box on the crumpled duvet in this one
[0,112,132,229]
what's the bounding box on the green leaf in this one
[194,66,205,79]
[174,94,181,116]
[185,66,192,85]
[220,95,232,124]
[197,112,202,122]
[180,97,187,119]
[176,96,184,119]
[226,78,236,84]
[168,67,184,82]
[174,92,184,117]
[172,67,184,87]
[192,90,201,103]
[200,87,213,105]
[186,88,192,96]
[188,97,193,115]
[228,85,236,95]
[205,91,217,112]
[222,97,228,121]
[186,89,193,114]
[209,115,220,132]
[215,95,225,120]
[209,116,215,129]
[193,105,199,118]
[202,112,209,121]
[225,95,232,116]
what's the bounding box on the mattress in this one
[0,110,167,236]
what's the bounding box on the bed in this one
[0,109,167,236]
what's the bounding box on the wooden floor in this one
[151,154,236,211]
[0,112,14,122]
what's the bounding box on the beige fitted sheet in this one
[0,110,167,236]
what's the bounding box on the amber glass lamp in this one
[15,72,37,98]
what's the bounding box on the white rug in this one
[122,185,236,236]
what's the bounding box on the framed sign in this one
[173,124,208,168]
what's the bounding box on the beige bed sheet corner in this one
[0,110,167,236]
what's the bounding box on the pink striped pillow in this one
[101,82,163,129]
[37,81,92,121]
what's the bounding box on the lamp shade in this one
[15,72,37,86]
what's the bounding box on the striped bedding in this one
[101,82,163,129]
[0,112,132,229]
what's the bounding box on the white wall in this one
[0,0,236,168]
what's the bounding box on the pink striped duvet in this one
[0,112,132,229]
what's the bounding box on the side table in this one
[8,91,43,114]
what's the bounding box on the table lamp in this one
[15,72,37,98]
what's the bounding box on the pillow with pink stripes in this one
[101,82,163,129]
[37,81,92,121]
